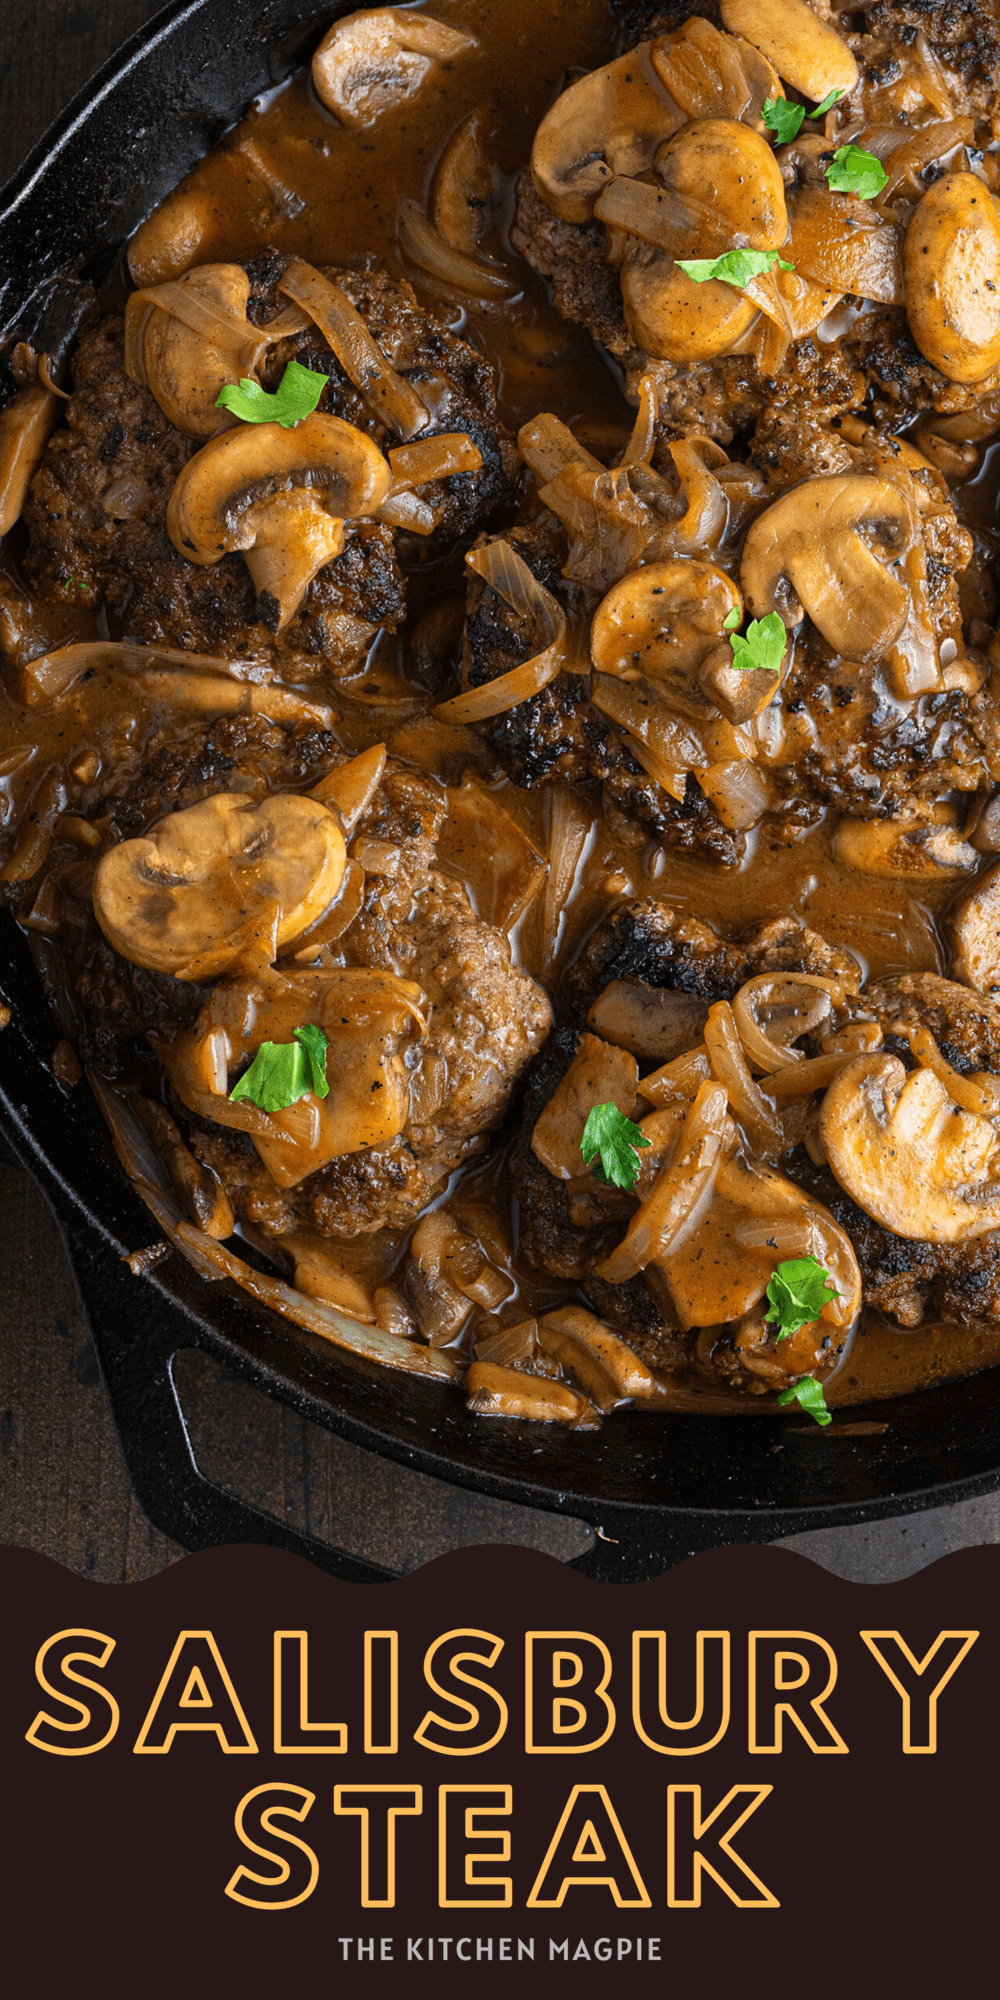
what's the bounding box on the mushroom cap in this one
[820,1052,1000,1243]
[140,264,263,439]
[739,472,914,659]
[719,0,859,104]
[904,173,1000,385]
[620,245,759,363]
[656,116,788,253]
[617,117,788,363]
[530,42,684,226]
[312,8,477,128]
[93,792,347,980]
[166,412,391,628]
[590,558,741,719]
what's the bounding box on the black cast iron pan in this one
[2,0,1000,1582]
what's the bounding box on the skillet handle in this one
[60,1213,396,1584]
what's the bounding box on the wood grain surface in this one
[1,1,999,1584]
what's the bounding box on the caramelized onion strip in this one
[908,1026,1000,1117]
[596,1080,728,1284]
[434,541,567,723]
[278,257,429,438]
[731,973,843,1072]
[397,196,517,298]
[704,1000,783,1154]
[621,373,658,467]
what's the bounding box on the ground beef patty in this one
[181,763,553,1238]
[514,907,1000,1362]
[513,1,1000,447]
[22,261,517,679]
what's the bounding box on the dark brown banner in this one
[2,1540,995,1990]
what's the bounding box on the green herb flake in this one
[229,1023,331,1113]
[777,1375,833,1427]
[763,96,806,144]
[825,143,888,201]
[722,604,742,632]
[60,574,79,595]
[728,610,786,675]
[675,248,795,289]
[215,359,328,430]
[765,1254,840,1341]
[810,88,845,117]
[580,1101,652,1192]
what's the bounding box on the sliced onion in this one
[696,758,769,831]
[908,1027,1000,1117]
[766,1051,863,1097]
[620,373,658,467]
[667,436,728,549]
[125,280,266,381]
[594,175,728,259]
[596,1079,728,1283]
[388,433,483,485]
[704,1000,784,1155]
[591,673,707,780]
[397,196,517,298]
[639,1047,712,1105]
[731,973,842,1072]
[92,1070,459,1378]
[22,640,235,704]
[379,489,438,533]
[37,353,70,401]
[434,541,567,723]
[787,187,903,304]
[517,412,604,483]
[278,258,429,439]
[540,783,591,965]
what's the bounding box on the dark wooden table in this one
[2,0,999,1586]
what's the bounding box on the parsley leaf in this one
[728,611,786,675]
[722,604,741,631]
[580,1102,651,1191]
[675,248,795,289]
[763,88,845,144]
[215,359,328,429]
[765,1255,840,1340]
[777,1375,833,1427]
[825,143,888,201]
[763,96,806,144]
[229,1023,330,1113]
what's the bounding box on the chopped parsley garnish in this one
[215,359,328,429]
[777,1375,833,1427]
[762,88,845,143]
[229,1023,330,1113]
[675,248,795,289]
[765,1254,840,1340]
[825,142,888,201]
[60,574,79,594]
[727,610,786,675]
[580,1102,651,1191]
[722,604,741,631]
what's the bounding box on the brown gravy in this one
[5,0,1000,1414]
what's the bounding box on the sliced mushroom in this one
[166,413,391,629]
[904,173,1000,384]
[162,965,426,1189]
[649,17,781,126]
[587,981,709,1063]
[739,473,914,660]
[465,1362,601,1428]
[834,807,978,880]
[432,110,495,252]
[312,9,476,127]
[618,116,787,363]
[531,1032,639,1181]
[531,41,684,225]
[537,1306,669,1409]
[310,744,387,832]
[0,381,59,537]
[821,1052,1000,1243]
[952,861,1000,991]
[93,792,347,979]
[124,264,274,438]
[730,972,842,1071]
[787,188,902,305]
[284,1235,378,1323]
[719,0,859,104]
[590,559,740,720]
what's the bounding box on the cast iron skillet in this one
[2,0,1000,1582]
